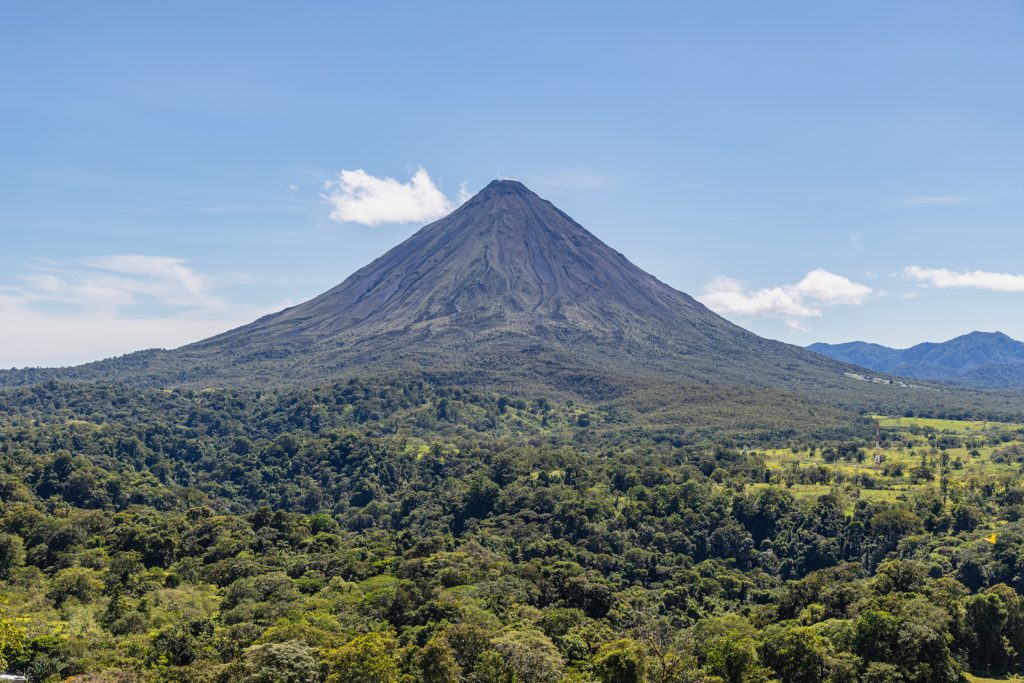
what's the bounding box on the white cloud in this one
[0,255,271,368]
[904,266,1024,293]
[898,195,985,206]
[323,167,461,226]
[795,269,873,305]
[698,269,873,330]
[458,182,472,205]
[699,277,817,319]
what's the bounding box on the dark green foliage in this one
[0,377,1022,680]
[326,631,401,683]
[239,641,323,683]
[593,638,647,683]
[0,533,25,579]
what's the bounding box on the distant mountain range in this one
[809,331,1024,390]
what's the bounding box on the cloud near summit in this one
[324,167,465,226]
[699,269,873,330]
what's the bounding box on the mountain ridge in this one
[809,331,1024,390]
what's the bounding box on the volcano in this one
[1,180,882,400]
[180,179,858,394]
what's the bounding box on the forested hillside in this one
[1,380,1024,681]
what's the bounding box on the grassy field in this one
[964,674,1024,683]
[748,415,1024,508]
[875,415,1024,431]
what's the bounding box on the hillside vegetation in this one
[1,380,1024,681]
[3,183,1024,681]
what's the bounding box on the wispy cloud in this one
[0,255,270,368]
[904,266,1024,293]
[4,255,238,312]
[898,195,986,206]
[323,167,463,226]
[699,269,873,330]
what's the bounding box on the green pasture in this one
[964,674,1024,683]
[750,415,1024,506]
[874,415,1024,432]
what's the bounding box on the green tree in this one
[0,615,25,673]
[417,636,461,683]
[47,566,103,606]
[853,610,901,665]
[961,590,1012,673]
[491,630,564,683]
[693,616,767,683]
[0,534,25,580]
[758,624,828,683]
[149,618,216,667]
[861,662,904,683]
[240,641,323,683]
[593,638,647,683]
[327,632,402,683]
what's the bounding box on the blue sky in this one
[2,1,1023,367]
